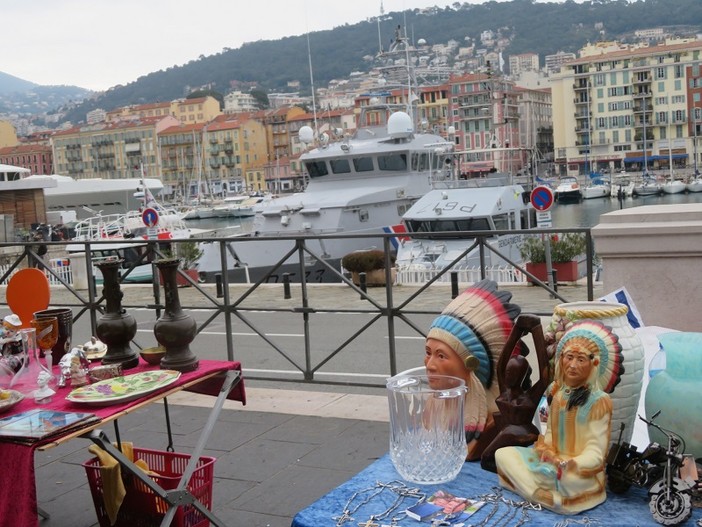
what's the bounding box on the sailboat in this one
[182,132,217,219]
[581,114,609,199]
[661,120,685,194]
[633,116,661,196]
[689,116,702,192]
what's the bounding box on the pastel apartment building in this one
[52,115,179,180]
[106,96,221,125]
[550,38,702,176]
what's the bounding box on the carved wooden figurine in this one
[480,314,550,472]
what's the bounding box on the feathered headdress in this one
[426,279,521,437]
[554,319,624,393]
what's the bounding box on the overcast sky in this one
[1,0,501,91]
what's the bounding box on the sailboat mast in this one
[644,115,648,176]
[586,81,591,177]
[668,118,673,181]
[306,32,319,136]
[377,0,384,53]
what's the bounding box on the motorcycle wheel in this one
[607,472,631,494]
[649,489,692,525]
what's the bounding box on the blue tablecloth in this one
[292,453,702,527]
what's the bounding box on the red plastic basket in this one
[83,447,216,527]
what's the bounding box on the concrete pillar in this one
[591,203,702,331]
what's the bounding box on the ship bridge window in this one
[432,154,445,170]
[353,157,374,172]
[330,159,351,174]
[492,213,512,230]
[405,217,491,238]
[378,153,407,171]
[411,153,429,171]
[304,161,328,178]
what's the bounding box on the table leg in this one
[37,505,51,519]
[85,369,242,527]
[159,369,241,526]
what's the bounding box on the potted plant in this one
[520,233,586,283]
[159,241,203,286]
[341,249,396,286]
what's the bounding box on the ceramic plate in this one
[0,390,25,414]
[66,370,181,406]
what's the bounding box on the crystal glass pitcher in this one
[386,374,466,484]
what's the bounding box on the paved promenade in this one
[48,279,603,315]
[33,280,605,526]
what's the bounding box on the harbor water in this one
[550,191,702,228]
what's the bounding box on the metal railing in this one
[0,229,596,388]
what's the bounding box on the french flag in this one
[382,224,409,250]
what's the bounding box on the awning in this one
[624,154,688,163]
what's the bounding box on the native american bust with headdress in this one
[424,279,521,460]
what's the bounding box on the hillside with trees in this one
[38,0,702,125]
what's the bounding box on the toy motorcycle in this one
[605,411,696,525]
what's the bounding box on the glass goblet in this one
[31,317,58,381]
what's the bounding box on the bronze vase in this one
[95,259,139,369]
[154,258,199,372]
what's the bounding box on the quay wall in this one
[592,203,702,331]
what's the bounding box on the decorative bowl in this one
[83,337,107,361]
[139,346,166,366]
[0,389,24,414]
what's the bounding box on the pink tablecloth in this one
[0,358,245,527]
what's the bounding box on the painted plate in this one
[66,370,181,406]
[0,390,25,414]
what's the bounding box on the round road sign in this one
[142,207,159,227]
[530,185,555,212]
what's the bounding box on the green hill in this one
[43,0,702,125]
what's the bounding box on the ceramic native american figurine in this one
[495,319,624,514]
[424,279,521,461]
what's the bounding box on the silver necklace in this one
[553,518,599,527]
[467,488,504,527]
[333,481,424,527]
[460,488,540,527]
[334,483,387,526]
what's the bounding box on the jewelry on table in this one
[365,487,412,527]
[487,498,519,527]
[461,487,540,527]
[333,482,388,526]
[553,518,599,527]
[373,483,426,527]
[332,481,425,527]
[465,487,503,527]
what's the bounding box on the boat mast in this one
[668,114,673,182]
[306,31,319,137]
[402,13,414,123]
[643,113,648,177]
[695,108,699,176]
[377,0,384,54]
[586,81,591,178]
